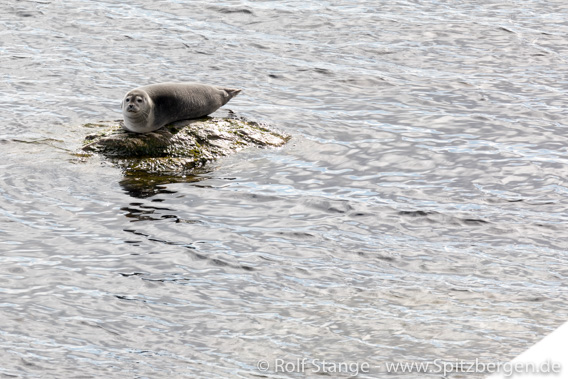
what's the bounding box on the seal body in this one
[121,82,241,133]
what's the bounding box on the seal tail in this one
[224,88,241,98]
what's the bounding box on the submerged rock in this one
[80,111,290,175]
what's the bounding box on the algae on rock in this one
[81,112,290,175]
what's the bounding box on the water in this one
[1,1,567,378]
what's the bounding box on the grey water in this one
[1,1,567,378]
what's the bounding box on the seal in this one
[121,82,241,133]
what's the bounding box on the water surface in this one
[1,1,568,378]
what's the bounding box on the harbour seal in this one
[121,82,241,133]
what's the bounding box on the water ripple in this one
[1,0,568,378]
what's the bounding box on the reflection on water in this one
[119,172,205,199]
[1,0,568,378]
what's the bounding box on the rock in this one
[80,111,290,175]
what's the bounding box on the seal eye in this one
[137,98,143,103]
[125,98,130,103]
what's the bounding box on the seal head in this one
[122,89,156,133]
[121,82,241,133]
